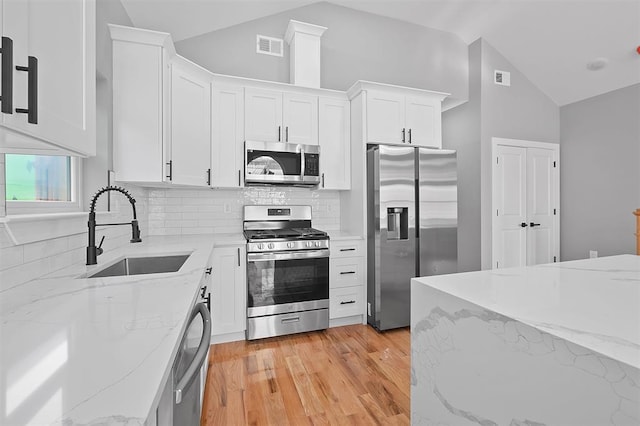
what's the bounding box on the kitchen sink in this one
[88,254,191,278]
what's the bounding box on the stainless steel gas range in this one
[243,205,329,340]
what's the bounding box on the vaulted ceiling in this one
[119,0,640,106]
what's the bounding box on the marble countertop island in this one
[411,255,640,425]
[0,235,230,426]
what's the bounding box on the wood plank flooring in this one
[201,324,410,425]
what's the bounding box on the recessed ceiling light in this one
[586,57,608,71]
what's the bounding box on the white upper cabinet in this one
[245,88,318,145]
[404,95,440,147]
[111,25,212,186]
[0,0,96,156]
[244,88,282,142]
[366,91,405,145]
[169,57,211,187]
[319,96,350,190]
[349,81,447,149]
[282,92,318,145]
[211,84,244,188]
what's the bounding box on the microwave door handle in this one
[300,148,305,179]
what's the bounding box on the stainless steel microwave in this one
[245,141,320,187]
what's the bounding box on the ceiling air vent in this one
[256,35,283,57]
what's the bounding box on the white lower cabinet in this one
[329,238,365,320]
[210,245,246,337]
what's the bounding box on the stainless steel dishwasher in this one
[157,301,211,425]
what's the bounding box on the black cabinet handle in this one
[340,271,356,275]
[206,168,211,185]
[408,128,412,144]
[530,222,541,227]
[285,126,289,142]
[15,56,37,124]
[238,170,241,187]
[237,247,241,266]
[340,300,356,305]
[520,222,528,228]
[0,37,13,114]
[204,292,211,312]
[321,173,325,188]
[402,128,405,143]
[166,160,172,180]
[278,125,281,142]
[340,248,356,252]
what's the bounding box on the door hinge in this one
[496,157,499,164]
[553,256,557,262]
[554,208,556,215]
[553,161,557,168]
[496,209,499,216]
[496,261,499,268]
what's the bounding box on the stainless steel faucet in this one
[87,186,142,265]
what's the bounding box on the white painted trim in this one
[0,211,116,245]
[491,137,560,268]
[347,80,449,101]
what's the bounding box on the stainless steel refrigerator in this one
[367,145,458,331]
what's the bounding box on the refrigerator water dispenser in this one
[386,207,408,240]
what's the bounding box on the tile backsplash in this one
[0,184,148,292]
[146,186,341,236]
[0,184,340,290]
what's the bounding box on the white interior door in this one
[526,147,556,265]
[493,145,527,269]
[492,138,559,269]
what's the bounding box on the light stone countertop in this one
[327,230,364,241]
[412,254,640,369]
[0,234,241,426]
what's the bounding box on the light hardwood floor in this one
[201,324,410,425]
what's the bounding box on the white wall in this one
[175,1,469,109]
[560,83,640,260]
[443,38,560,271]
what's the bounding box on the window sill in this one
[0,211,116,245]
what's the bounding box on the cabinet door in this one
[319,97,350,190]
[365,90,404,144]
[244,88,282,142]
[282,92,318,145]
[2,0,96,156]
[211,246,246,336]
[212,85,244,188]
[405,95,441,148]
[169,59,211,186]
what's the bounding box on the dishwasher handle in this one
[175,302,211,404]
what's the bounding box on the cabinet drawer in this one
[330,239,364,258]
[330,286,364,319]
[330,257,364,288]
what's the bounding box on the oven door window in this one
[247,256,329,308]
[246,150,301,176]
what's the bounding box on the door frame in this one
[491,137,560,268]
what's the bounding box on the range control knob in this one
[267,243,274,249]
[257,243,264,250]
[314,241,320,247]
[306,241,312,248]
[287,242,295,249]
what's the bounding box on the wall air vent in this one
[494,70,511,86]
[256,35,283,57]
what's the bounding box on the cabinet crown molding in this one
[346,80,449,101]
[108,24,176,57]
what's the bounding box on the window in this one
[5,154,80,214]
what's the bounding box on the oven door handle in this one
[247,250,329,262]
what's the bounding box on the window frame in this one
[5,156,82,216]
